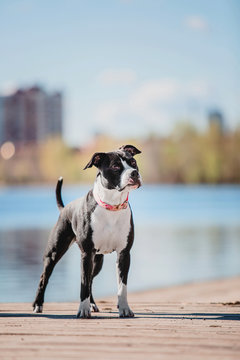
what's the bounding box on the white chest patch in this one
[91,205,131,255]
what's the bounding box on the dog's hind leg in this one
[90,254,104,312]
[33,220,75,313]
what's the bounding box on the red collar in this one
[94,192,129,211]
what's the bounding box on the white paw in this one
[90,303,99,312]
[77,298,91,318]
[33,305,43,313]
[118,305,134,318]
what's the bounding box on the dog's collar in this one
[94,191,129,211]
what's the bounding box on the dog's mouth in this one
[127,177,142,188]
[118,179,141,192]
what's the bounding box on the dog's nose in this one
[131,170,139,179]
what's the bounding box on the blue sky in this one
[0,0,239,145]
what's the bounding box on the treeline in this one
[142,123,240,184]
[0,122,240,184]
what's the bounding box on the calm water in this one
[0,184,240,303]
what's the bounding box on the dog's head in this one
[84,145,142,191]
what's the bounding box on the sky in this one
[0,0,240,146]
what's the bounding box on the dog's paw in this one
[90,303,100,312]
[76,298,91,319]
[118,306,134,318]
[77,308,91,318]
[33,305,43,314]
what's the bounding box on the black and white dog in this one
[33,145,142,318]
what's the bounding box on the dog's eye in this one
[111,165,120,171]
[131,159,137,167]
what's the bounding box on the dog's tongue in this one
[128,179,139,189]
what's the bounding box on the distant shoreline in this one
[1,182,240,188]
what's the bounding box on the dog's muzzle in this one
[127,170,142,188]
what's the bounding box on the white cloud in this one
[98,68,137,86]
[129,79,178,112]
[187,80,210,98]
[96,101,122,126]
[94,77,212,138]
[95,78,179,135]
[0,81,18,96]
[185,16,209,31]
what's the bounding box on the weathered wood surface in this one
[1,277,240,359]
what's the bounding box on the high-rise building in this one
[0,86,63,145]
[0,96,5,144]
[208,110,225,133]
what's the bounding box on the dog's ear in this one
[83,152,106,170]
[119,145,141,157]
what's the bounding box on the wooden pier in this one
[0,277,240,359]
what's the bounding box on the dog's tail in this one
[56,177,65,211]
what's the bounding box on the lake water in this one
[0,184,240,303]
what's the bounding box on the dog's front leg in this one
[77,251,94,318]
[116,250,134,318]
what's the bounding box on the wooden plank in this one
[0,277,240,360]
